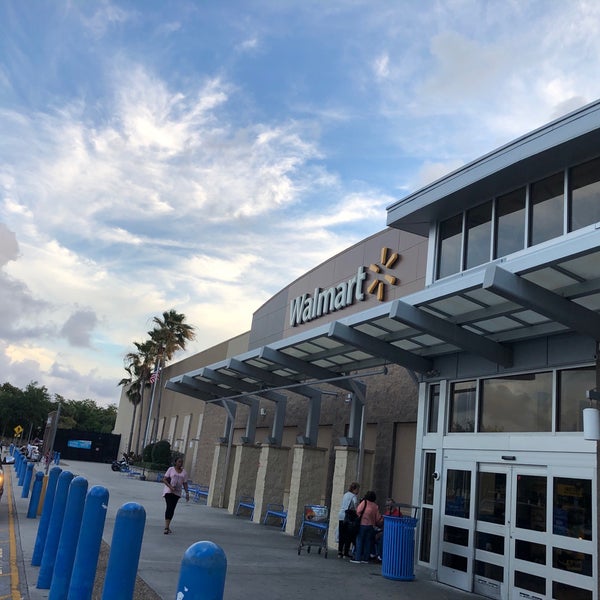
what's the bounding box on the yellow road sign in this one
[13,425,23,436]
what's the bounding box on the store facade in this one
[115,100,600,599]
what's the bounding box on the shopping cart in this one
[297,504,329,558]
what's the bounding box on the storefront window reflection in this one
[445,469,471,518]
[449,381,476,432]
[553,478,592,541]
[480,372,552,432]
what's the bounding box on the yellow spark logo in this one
[367,247,400,301]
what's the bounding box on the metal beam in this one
[200,367,286,404]
[483,265,600,341]
[165,380,221,403]
[259,346,353,392]
[181,375,254,407]
[328,321,433,374]
[389,299,513,367]
[226,358,319,399]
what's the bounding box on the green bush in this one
[151,440,171,467]
[142,443,154,462]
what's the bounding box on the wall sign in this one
[289,247,400,327]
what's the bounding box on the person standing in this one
[162,457,190,534]
[350,490,383,564]
[337,482,360,558]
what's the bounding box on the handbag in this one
[343,507,359,525]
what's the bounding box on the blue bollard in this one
[18,457,27,485]
[49,476,89,600]
[28,471,45,518]
[67,486,110,600]
[22,462,35,498]
[54,451,61,465]
[176,541,227,600]
[32,467,62,565]
[101,503,146,600]
[37,470,74,588]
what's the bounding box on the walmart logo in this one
[289,247,401,326]
[367,247,400,301]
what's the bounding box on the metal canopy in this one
[169,228,600,403]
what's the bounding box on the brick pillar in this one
[285,445,328,536]
[253,445,290,524]
[227,444,261,514]
[207,442,232,509]
[328,446,360,549]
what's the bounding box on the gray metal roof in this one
[168,225,600,404]
[386,99,600,236]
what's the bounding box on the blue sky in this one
[1,0,599,406]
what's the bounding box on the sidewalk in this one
[12,460,475,600]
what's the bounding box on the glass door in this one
[438,460,476,591]
[473,464,511,599]
[439,461,596,600]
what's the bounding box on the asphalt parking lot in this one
[7,459,476,600]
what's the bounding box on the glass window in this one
[553,547,593,577]
[514,570,546,595]
[570,156,600,231]
[445,469,471,518]
[496,187,525,257]
[558,367,594,431]
[423,453,436,504]
[515,539,546,564]
[552,581,592,600]
[474,560,503,582]
[477,472,506,524]
[530,172,564,246]
[553,478,592,541]
[516,474,547,532]
[437,214,463,279]
[444,525,469,546]
[480,372,552,432]
[475,531,504,554]
[465,201,492,269]
[419,507,433,562]
[427,384,439,433]
[449,381,476,432]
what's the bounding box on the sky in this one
[1,0,600,408]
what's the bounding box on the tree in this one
[147,309,196,442]
[119,339,154,454]
[0,382,53,440]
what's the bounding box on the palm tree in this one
[147,310,196,443]
[120,339,156,455]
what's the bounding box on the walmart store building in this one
[115,101,600,600]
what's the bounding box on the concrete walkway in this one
[11,460,476,600]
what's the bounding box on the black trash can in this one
[381,515,418,581]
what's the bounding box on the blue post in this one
[37,470,74,589]
[176,541,227,600]
[32,467,62,565]
[48,476,88,600]
[101,503,146,600]
[22,462,35,498]
[28,471,45,518]
[18,457,27,485]
[67,486,110,600]
[54,451,61,465]
[9,443,14,455]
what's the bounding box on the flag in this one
[150,370,160,384]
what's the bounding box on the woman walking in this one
[162,457,190,534]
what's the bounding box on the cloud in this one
[61,309,99,347]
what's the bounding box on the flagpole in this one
[143,358,160,448]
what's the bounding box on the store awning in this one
[168,227,600,406]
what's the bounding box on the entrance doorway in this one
[438,460,596,600]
